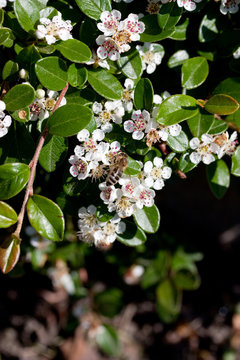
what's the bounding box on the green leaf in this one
[48,104,93,137]
[181,57,209,89]
[205,94,239,116]
[199,12,220,43]
[167,130,189,153]
[65,88,96,106]
[95,288,122,318]
[14,0,45,33]
[158,2,182,30]
[0,9,4,26]
[124,156,141,176]
[0,28,11,45]
[2,60,19,80]
[68,64,88,88]
[55,39,92,63]
[0,201,18,228]
[11,107,30,123]
[63,176,88,197]
[213,77,240,102]
[169,18,189,41]
[3,84,35,111]
[79,18,99,48]
[87,68,123,100]
[27,195,65,241]
[0,235,20,274]
[207,159,230,199]
[231,146,240,177]
[39,135,68,172]
[140,15,175,42]
[117,48,143,80]
[156,279,182,323]
[0,163,30,200]
[96,325,121,357]
[188,109,228,137]
[168,50,189,68]
[156,94,198,126]
[179,153,197,173]
[75,0,111,20]
[39,6,58,19]
[116,221,147,246]
[35,57,68,91]
[134,205,160,234]
[174,270,200,290]
[134,78,154,112]
[16,45,42,86]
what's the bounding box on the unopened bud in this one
[0,100,6,112]
[36,89,45,99]
[19,69,29,80]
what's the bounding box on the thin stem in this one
[14,82,69,239]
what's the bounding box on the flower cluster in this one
[136,43,165,74]
[0,100,12,138]
[0,0,14,8]
[96,10,145,61]
[36,12,73,45]
[29,89,66,122]
[189,132,238,165]
[78,205,126,247]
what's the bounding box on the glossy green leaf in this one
[27,195,65,241]
[188,110,228,137]
[68,65,88,88]
[39,6,58,19]
[134,78,154,112]
[0,28,11,45]
[87,68,123,100]
[96,325,121,357]
[134,205,160,234]
[75,0,111,20]
[116,221,147,246]
[208,118,228,135]
[205,94,239,115]
[231,146,240,177]
[14,0,45,33]
[2,60,19,80]
[124,156,141,176]
[168,50,189,68]
[55,39,92,63]
[0,163,30,200]
[65,88,96,106]
[39,135,68,172]
[117,48,142,80]
[0,235,20,274]
[156,95,198,126]
[169,18,189,41]
[11,107,30,123]
[213,77,240,102]
[167,131,189,153]
[158,2,182,29]
[0,9,4,25]
[3,84,35,111]
[63,176,88,197]
[199,12,220,43]
[207,159,230,199]
[48,104,93,137]
[140,15,175,42]
[179,153,197,173]
[181,57,209,89]
[0,201,18,228]
[79,18,99,48]
[35,57,68,91]
[156,279,182,323]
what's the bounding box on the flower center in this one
[134,116,146,130]
[146,1,161,15]
[75,159,87,174]
[123,89,132,102]
[126,20,141,34]
[150,167,162,180]
[142,51,155,64]
[84,138,97,151]
[30,102,42,115]
[99,110,111,123]
[103,15,119,31]
[45,98,56,111]
[104,223,116,235]
[113,30,131,46]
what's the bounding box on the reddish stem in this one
[14,82,69,239]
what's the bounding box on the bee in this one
[106,152,129,186]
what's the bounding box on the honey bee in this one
[106,152,129,186]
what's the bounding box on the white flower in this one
[233,47,240,59]
[0,100,6,112]
[220,0,240,13]
[0,0,7,8]
[124,110,151,140]
[177,0,202,11]
[0,111,11,138]
[143,157,172,190]
[86,50,110,70]
[135,185,155,209]
[93,100,125,133]
[36,12,73,44]
[108,190,138,218]
[29,89,66,121]
[99,182,118,203]
[96,35,121,61]
[189,134,215,165]
[137,43,164,74]
[211,131,238,158]
[158,124,182,141]
[69,155,90,180]
[97,10,121,36]
[122,79,135,112]
[94,215,126,246]
[118,13,145,41]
